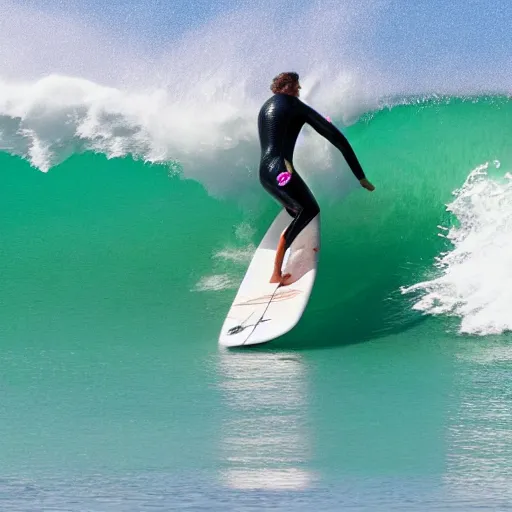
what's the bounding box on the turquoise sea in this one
[2,2,512,509]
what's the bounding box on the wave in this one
[2,84,512,341]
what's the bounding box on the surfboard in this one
[218,210,320,347]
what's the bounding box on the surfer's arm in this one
[300,102,367,181]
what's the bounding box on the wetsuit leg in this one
[280,171,320,249]
[260,158,320,250]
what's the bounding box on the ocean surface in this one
[3,1,512,510]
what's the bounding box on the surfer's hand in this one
[360,178,375,191]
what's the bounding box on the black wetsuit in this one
[258,93,366,250]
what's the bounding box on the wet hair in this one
[270,72,299,94]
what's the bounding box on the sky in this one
[1,0,512,95]
[14,0,512,57]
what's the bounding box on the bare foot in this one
[279,273,292,286]
[269,272,282,283]
[269,272,291,285]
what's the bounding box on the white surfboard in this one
[218,210,320,347]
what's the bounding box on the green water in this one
[2,97,512,509]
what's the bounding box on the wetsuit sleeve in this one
[299,101,366,181]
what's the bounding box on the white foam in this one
[401,161,512,335]
[0,69,376,198]
[193,274,235,292]
[213,248,256,264]
[0,0,388,197]
[193,222,257,292]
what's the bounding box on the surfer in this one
[258,71,375,285]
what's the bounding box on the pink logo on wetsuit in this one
[277,171,292,186]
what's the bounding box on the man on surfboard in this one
[258,71,375,285]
